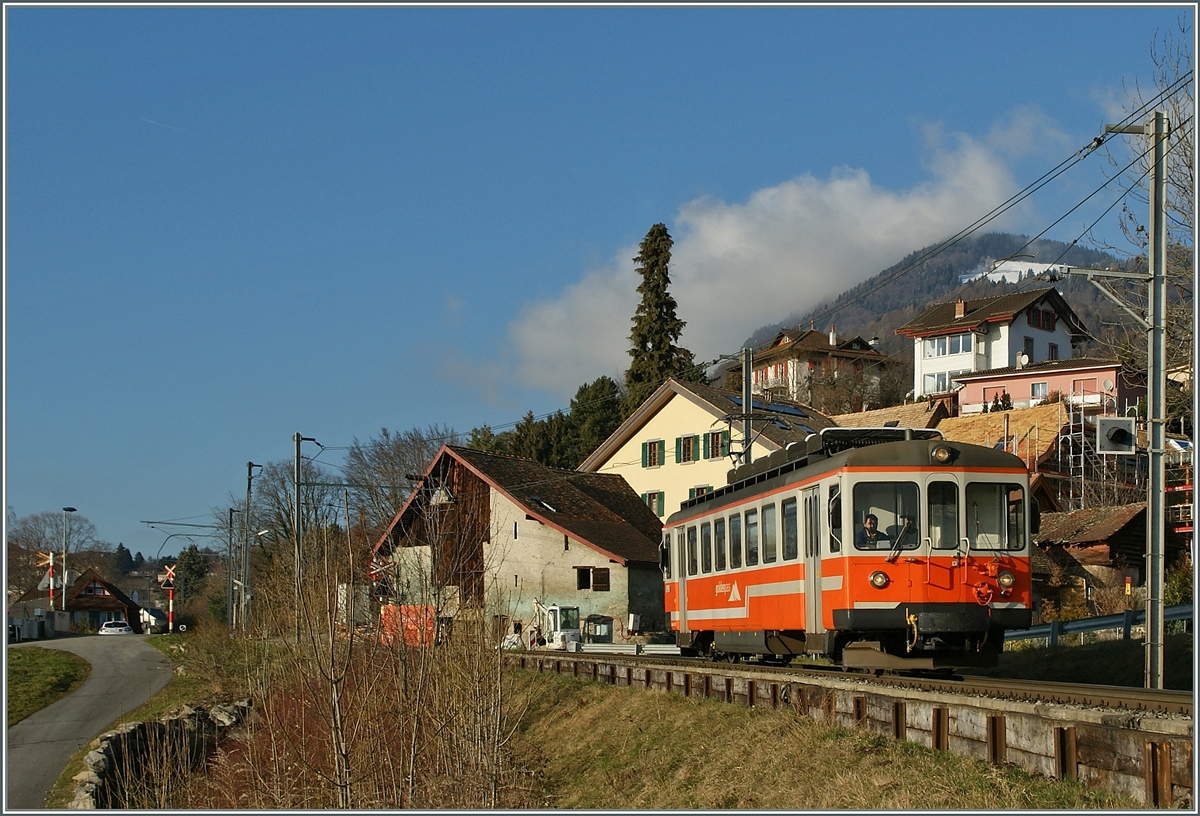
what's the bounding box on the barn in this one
[371,445,665,639]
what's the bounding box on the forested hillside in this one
[744,232,1128,359]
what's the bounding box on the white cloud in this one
[507,120,1030,399]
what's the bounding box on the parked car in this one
[98,620,133,635]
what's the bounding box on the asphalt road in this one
[5,634,173,810]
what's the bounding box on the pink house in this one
[951,357,1144,415]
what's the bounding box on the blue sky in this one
[5,4,1193,559]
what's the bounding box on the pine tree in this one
[623,223,703,415]
[566,376,623,466]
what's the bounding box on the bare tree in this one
[6,510,100,597]
[343,424,460,539]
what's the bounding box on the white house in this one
[577,378,836,522]
[895,287,1088,400]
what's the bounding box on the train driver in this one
[855,514,890,549]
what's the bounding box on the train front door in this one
[801,487,824,638]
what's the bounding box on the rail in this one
[1004,603,1193,647]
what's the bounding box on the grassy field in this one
[6,646,91,727]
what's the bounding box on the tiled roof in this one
[895,287,1087,338]
[1035,503,1146,546]
[735,329,888,367]
[951,357,1122,381]
[383,446,662,564]
[935,403,1069,463]
[829,401,947,429]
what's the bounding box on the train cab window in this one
[660,532,671,578]
[852,482,920,552]
[828,485,841,553]
[729,515,742,569]
[782,498,798,560]
[687,526,699,576]
[714,518,727,571]
[701,522,713,573]
[965,483,1026,550]
[761,503,777,563]
[745,509,760,566]
[928,481,959,550]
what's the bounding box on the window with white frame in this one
[1031,382,1048,399]
[924,333,973,358]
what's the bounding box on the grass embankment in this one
[33,629,1189,809]
[6,647,91,727]
[973,632,1193,689]
[511,670,1136,810]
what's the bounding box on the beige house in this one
[578,378,835,522]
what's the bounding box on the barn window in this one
[576,568,591,590]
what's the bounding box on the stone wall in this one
[69,699,250,809]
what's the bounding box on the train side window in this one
[687,526,699,576]
[729,515,742,569]
[828,485,841,553]
[701,522,713,573]
[928,481,959,550]
[660,532,671,578]
[782,498,798,560]
[715,518,727,571]
[761,503,777,563]
[745,509,759,566]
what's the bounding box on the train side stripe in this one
[682,579,803,622]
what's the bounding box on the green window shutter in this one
[675,436,682,463]
[658,444,665,466]
[640,492,647,505]
[702,433,710,459]
[688,487,696,500]
[692,435,700,459]
[641,441,648,468]
[721,431,730,456]
[657,493,665,516]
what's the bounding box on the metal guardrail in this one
[1005,603,1193,647]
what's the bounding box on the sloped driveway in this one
[6,634,173,810]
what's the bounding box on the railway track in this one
[559,651,1192,717]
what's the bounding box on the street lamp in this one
[61,507,76,611]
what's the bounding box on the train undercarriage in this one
[678,615,1009,673]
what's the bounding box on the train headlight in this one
[869,571,890,589]
[931,444,955,464]
[997,571,1016,589]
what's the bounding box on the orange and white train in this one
[660,428,1035,671]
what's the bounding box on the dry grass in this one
[977,632,1193,689]
[510,671,1137,810]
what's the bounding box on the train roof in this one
[665,428,1029,524]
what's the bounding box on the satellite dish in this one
[1017,353,1029,368]
[1103,378,1114,391]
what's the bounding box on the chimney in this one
[954,299,966,319]
[828,324,837,346]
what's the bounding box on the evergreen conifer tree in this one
[623,223,703,415]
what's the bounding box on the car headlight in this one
[869,571,890,589]
[997,571,1016,589]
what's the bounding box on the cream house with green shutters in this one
[579,378,836,522]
